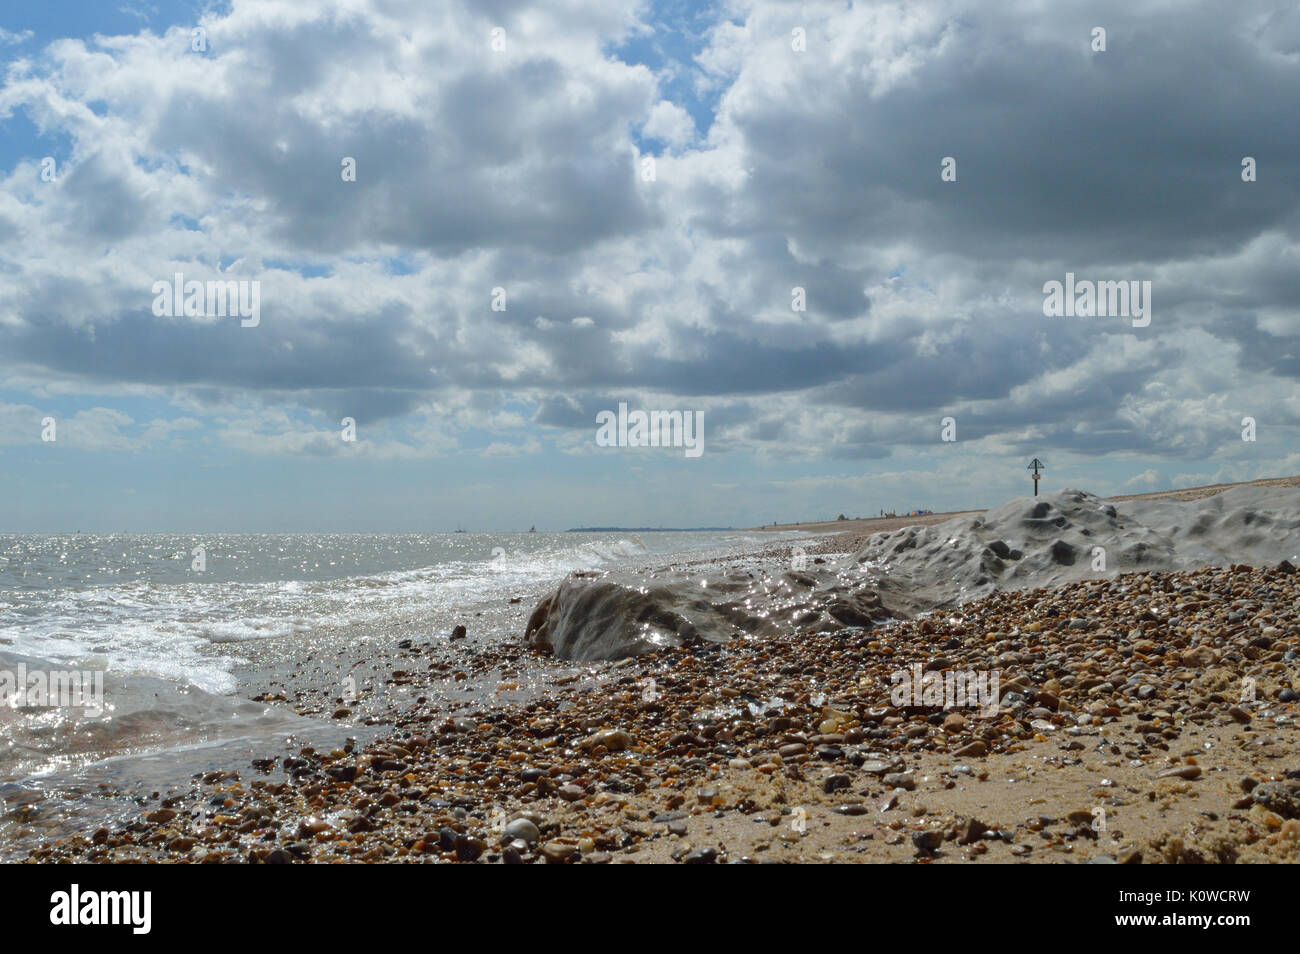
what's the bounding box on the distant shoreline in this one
[566,527,737,532]
[751,473,1300,537]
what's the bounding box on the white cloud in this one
[642,100,695,149]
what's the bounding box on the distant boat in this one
[455,525,466,533]
[528,525,536,533]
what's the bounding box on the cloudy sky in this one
[1,0,1297,531]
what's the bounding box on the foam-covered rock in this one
[852,486,1300,605]
[525,486,1300,660]
[525,567,865,660]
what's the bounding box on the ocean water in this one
[0,530,782,777]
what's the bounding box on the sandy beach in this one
[754,475,1300,547]
[17,477,1300,864]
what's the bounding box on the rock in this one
[539,841,578,864]
[1228,706,1251,723]
[1251,782,1300,819]
[524,574,776,660]
[326,764,359,782]
[297,818,332,838]
[1182,646,1218,667]
[823,773,851,794]
[558,784,586,802]
[818,707,854,734]
[911,830,943,854]
[826,593,887,628]
[331,707,352,719]
[953,741,988,758]
[942,712,967,733]
[859,758,903,775]
[651,811,687,824]
[264,848,293,864]
[882,773,916,791]
[347,814,377,833]
[682,847,718,864]
[577,728,634,752]
[833,803,869,816]
[455,835,485,862]
[1158,765,1202,780]
[503,818,541,845]
[956,818,988,845]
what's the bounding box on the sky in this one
[0,0,1298,532]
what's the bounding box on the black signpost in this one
[1028,458,1045,496]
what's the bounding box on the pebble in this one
[823,773,851,794]
[859,759,901,775]
[539,842,577,864]
[911,830,943,854]
[503,818,541,845]
[683,847,718,864]
[956,818,988,845]
[1251,782,1300,819]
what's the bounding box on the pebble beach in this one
[23,555,1300,864]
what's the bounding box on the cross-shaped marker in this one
[1027,458,1045,496]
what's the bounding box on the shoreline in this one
[23,559,1299,864]
[15,478,1300,863]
